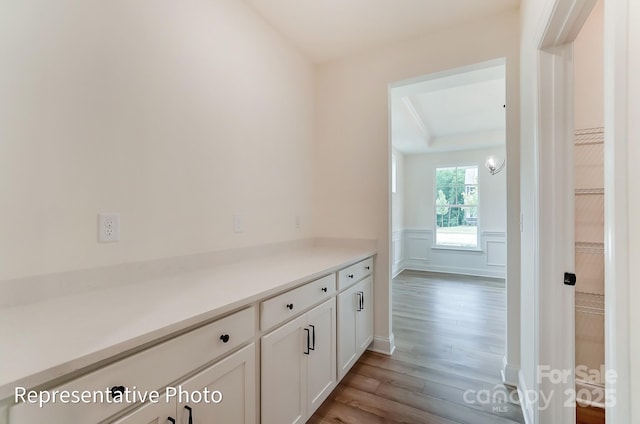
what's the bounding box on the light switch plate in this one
[233,213,244,233]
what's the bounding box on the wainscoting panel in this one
[392,230,405,277]
[400,229,506,278]
[405,230,431,262]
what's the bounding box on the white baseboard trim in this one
[518,370,534,424]
[575,379,605,409]
[403,263,506,279]
[392,264,405,278]
[369,334,396,355]
[501,356,520,387]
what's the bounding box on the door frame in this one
[535,0,632,423]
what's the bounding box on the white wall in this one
[401,147,507,278]
[617,0,640,420]
[574,0,604,130]
[391,148,405,277]
[391,148,405,232]
[519,1,547,420]
[628,0,640,415]
[313,9,520,356]
[0,0,316,281]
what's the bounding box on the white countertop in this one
[0,241,376,401]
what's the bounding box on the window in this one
[435,166,478,248]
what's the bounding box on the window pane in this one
[435,166,479,248]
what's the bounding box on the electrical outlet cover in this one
[98,213,120,242]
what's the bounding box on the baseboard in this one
[403,262,505,279]
[369,334,396,355]
[392,264,405,278]
[518,370,534,424]
[575,379,605,409]
[501,356,520,387]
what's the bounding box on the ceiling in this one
[244,0,519,63]
[391,63,506,154]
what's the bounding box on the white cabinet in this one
[337,275,373,380]
[306,298,338,414]
[111,396,176,424]
[7,254,375,424]
[112,344,255,424]
[261,298,336,424]
[260,274,336,331]
[177,343,255,424]
[9,308,256,424]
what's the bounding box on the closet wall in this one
[573,0,605,400]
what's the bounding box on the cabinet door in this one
[177,343,256,424]
[356,276,374,353]
[261,315,307,424]
[111,398,176,424]
[337,283,358,380]
[306,298,337,415]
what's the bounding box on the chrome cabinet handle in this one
[309,325,315,351]
[303,328,310,354]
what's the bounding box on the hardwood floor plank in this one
[332,385,461,424]
[314,399,398,424]
[309,271,524,424]
[374,382,522,424]
[350,362,427,393]
[576,404,605,424]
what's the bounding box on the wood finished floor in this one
[309,271,524,424]
[309,271,606,424]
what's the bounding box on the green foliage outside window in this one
[435,166,478,228]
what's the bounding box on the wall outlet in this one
[233,213,244,233]
[98,213,120,242]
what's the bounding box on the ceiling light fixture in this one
[485,155,505,175]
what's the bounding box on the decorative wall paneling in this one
[395,229,506,278]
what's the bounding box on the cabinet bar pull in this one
[303,328,310,355]
[184,405,193,424]
[220,334,230,343]
[168,418,176,424]
[309,325,316,351]
[360,291,365,310]
[286,303,294,310]
[356,292,363,311]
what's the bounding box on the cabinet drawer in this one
[9,307,255,424]
[260,274,336,330]
[338,257,373,290]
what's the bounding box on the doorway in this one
[534,0,633,422]
[388,59,519,410]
